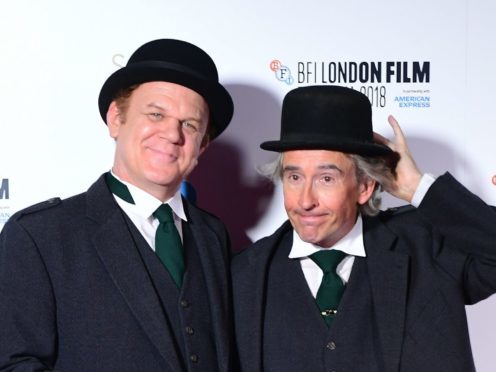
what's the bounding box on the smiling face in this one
[282,150,375,248]
[107,81,210,201]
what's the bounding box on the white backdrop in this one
[1,1,495,370]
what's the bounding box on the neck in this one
[111,169,179,202]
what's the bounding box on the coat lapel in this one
[85,176,183,372]
[232,221,293,372]
[184,202,232,372]
[363,216,410,372]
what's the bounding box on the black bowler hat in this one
[98,39,234,139]
[261,85,392,156]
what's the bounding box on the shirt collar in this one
[110,170,187,222]
[289,214,366,258]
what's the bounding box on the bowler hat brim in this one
[260,137,392,156]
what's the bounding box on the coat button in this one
[180,299,189,308]
[326,341,336,350]
[185,326,194,335]
[190,354,199,363]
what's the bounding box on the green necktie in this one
[309,249,346,327]
[105,172,184,288]
[153,204,184,288]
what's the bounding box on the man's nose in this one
[160,117,183,144]
[299,181,318,210]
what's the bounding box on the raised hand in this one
[373,115,423,202]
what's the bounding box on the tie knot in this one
[153,204,174,224]
[310,250,346,273]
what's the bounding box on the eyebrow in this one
[145,102,167,113]
[282,164,344,174]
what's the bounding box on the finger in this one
[387,115,406,144]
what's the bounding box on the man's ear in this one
[199,136,210,155]
[106,101,121,139]
[358,178,376,205]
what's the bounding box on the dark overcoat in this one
[0,174,236,372]
[233,173,496,372]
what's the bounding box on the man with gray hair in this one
[232,85,496,372]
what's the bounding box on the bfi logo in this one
[0,179,9,199]
[270,59,294,85]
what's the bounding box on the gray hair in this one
[259,152,397,216]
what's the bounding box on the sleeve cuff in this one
[411,173,436,207]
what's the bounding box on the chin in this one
[142,171,177,187]
[297,232,320,245]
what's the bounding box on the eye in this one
[148,112,163,121]
[181,120,199,133]
[283,173,302,185]
[319,172,342,186]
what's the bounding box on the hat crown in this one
[127,39,219,82]
[261,85,391,156]
[281,85,372,142]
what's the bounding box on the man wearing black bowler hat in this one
[0,39,236,371]
[232,85,496,371]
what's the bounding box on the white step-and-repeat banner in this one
[1,1,495,370]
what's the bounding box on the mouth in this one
[147,147,178,162]
[297,212,326,225]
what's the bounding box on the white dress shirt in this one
[289,217,366,297]
[289,173,435,298]
[109,171,187,251]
